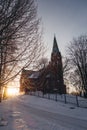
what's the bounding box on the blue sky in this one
[37,0,87,58]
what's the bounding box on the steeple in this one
[52,35,60,54]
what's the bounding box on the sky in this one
[37,0,87,58]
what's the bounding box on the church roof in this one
[52,36,60,54]
[29,71,40,79]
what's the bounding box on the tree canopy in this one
[67,35,87,96]
[0,0,44,92]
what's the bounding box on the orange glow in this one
[7,87,19,96]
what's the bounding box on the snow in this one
[0,94,87,130]
[29,72,40,79]
[18,94,87,121]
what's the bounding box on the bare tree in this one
[62,57,71,93]
[63,57,71,78]
[33,57,48,70]
[67,35,87,97]
[0,0,44,101]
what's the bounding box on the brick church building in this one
[20,36,66,94]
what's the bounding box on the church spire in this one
[52,35,60,54]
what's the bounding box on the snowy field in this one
[18,94,87,121]
[0,94,87,130]
[27,91,87,108]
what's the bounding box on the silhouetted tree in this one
[63,57,71,79]
[67,35,87,97]
[0,0,44,101]
[34,57,48,70]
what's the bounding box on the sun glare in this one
[7,87,19,96]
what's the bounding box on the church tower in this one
[51,36,61,69]
[50,36,66,94]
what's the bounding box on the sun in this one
[7,87,19,96]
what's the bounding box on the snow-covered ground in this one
[18,94,87,121]
[0,94,87,130]
[27,91,87,108]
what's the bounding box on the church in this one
[20,36,66,94]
